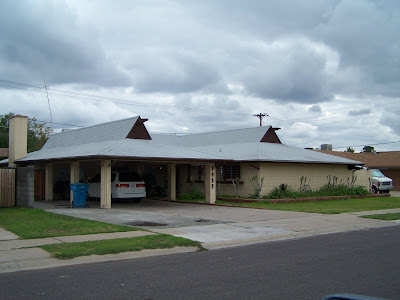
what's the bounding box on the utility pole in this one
[253,113,268,126]
[43,77,53,130]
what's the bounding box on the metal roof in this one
[15,116,362,165]
[42,117,138,150]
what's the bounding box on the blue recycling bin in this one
[70,183,88,208]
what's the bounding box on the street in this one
[1,226,399,300]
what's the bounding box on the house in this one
[317,150,400,191]
[3,115,370,208]
[0,148,8,158]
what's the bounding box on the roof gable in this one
[126,118,152,140]
[260,127,281,143]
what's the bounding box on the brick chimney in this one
[8,115,28,167]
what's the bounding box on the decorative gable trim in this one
[260,127,281,144]
[126,117,152,140]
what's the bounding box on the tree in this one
[0,113,53,153]
[362,145,376,153]
[345,147,355,153]
[0,112,13,149]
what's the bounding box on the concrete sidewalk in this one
[0,228,197,274]
[1,200,399,274]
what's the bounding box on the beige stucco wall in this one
[178,162,371,198]
[259,163,371,195]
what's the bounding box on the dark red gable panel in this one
[126,117,152,140]
[260,127,281,144]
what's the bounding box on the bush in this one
[315,184,369,197]
[265,185,309,199]
[178,188,205,201]
[264,184,369,199]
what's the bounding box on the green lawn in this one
[0,207,138,239]
[215,197,400,214]
[41,234,203,259]
[362,212,400,221]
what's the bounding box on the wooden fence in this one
[0,168,16,207]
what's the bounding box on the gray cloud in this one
[0,0,129,87]
[309,105,322,113]
[348,109,371,116]
[1,0,400,151]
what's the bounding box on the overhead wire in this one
[335,140,400,149]
[1,78,400,147]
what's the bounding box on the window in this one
[188,165,205,182]
[119,171,143,182]
[186,164,240,183]
[222,164,240,179]
[216,164,240,181]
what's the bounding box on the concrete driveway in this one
[35,199,400,250]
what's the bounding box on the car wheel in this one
[372,186,378,194]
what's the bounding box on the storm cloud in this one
[1,0,399,152]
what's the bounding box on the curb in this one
[0,246,200,274]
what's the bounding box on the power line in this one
[335,140,400,149]
[1,78,400,130]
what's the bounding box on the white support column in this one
[205,163,216,204]
[100,160,112,209]
[70,161,80,206]
[45,163,54,201]
[168,163,176,201]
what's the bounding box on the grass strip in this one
[41,234,203,259]
[361,212,400,221]
[215,197,400,214]
[0,207,138,239]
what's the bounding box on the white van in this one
[88,171,146,201]
[371,169,393,194]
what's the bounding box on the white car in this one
[88,171,146,201]
[371,169,393,194]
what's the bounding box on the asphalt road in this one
[1,226,399,300]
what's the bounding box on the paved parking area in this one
[34,199,400,249]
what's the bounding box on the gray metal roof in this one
[16,116,362,165]
[42,116,138,150]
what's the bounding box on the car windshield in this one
[372,169,385,177]
[119,172,143,182]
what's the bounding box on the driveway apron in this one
[35,199,400,249]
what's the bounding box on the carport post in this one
[168,163,176,201]
[205,163,216,204]
[45,163,53,201]
[70,161,79,206]
[100,160,112,209]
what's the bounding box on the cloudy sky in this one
[1,0,399,152]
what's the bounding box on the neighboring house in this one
[3,115,369,208]
[317,150,400,191]
[0,148,8,159]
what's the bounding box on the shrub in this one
[264,184,369,199]
[178,188,205,201]
[265,185,309,199]
[315,184,369,197]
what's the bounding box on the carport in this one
[40,158,218,209]
[9,116,226,209]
